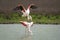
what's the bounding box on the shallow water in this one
[0,24,60,40]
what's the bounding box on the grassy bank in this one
[0,12,60,24]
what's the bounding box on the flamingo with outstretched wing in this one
[13,3,37,21]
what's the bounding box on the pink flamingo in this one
[14,3,37,21]
[20,21,33,35]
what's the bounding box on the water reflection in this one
[17,28,33,40]
[20,34,32,40]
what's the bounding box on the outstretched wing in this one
[28,4,37,9]
[14,6,23,11]
[30,5,37,9]
[13,4,25,11]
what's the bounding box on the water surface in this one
[0,24,60,40]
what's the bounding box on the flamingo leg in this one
[27,25,33,35]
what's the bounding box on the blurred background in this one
[0,0,60,24]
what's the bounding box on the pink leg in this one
[27,26,33,35]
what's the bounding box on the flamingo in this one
[20,21,33,35]
[13,3,37,21]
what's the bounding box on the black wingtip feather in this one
[13,6,24,11]
[31,6,37,9]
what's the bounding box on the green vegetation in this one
[0,12,60,24]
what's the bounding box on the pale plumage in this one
[20,21,33,35]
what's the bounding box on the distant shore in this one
[0,22,60,25]
[0,12,60,24]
